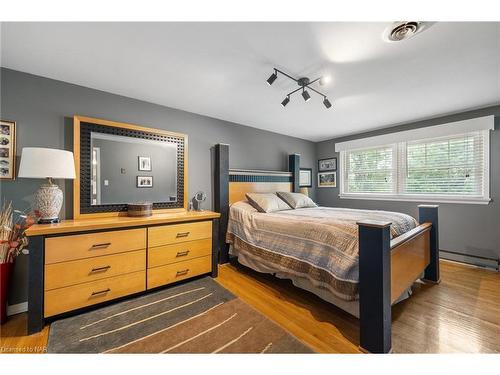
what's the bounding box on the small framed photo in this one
[137,176,153,188]
[0,120,16,180]
[138,156,152,171]
[299,168,312,187]
[318,171,337,188]
[318,157,337,172]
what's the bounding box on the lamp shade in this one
[18,147,76,179]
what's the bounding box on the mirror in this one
[74,115,187,218]
[90,132,178,206]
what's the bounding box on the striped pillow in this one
[245,193,291,213]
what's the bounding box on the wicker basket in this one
[127,202,153,217]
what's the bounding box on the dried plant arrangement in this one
[0,201,40,264]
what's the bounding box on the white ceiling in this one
[1,22,499,141]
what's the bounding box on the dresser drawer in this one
[45,228,146,264]
[45,249,146,291]
[147,256,211,289]
[148,221,212,247]
[44,270,145,317]
[148,238,212,268]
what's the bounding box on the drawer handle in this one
[176,250,190,257]
[176,269,190,276]
[90,242,111,249]
[90,265,111,273]
[91,288,111,296]
[176,232,190,238]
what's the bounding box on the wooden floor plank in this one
[0,260,498,353]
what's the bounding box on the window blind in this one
[401,132,486,197]
[339,129,490,204]
[343,145,396,194]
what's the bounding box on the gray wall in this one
[0,68,317,305]
[316,105,500,268]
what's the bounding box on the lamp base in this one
[37,218,60,224]
[34,180,64,224]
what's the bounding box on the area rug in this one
[47,277,314,353]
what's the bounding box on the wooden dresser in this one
[25,211,220,334]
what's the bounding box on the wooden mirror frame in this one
[73,116,188,219]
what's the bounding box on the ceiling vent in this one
[383,21,427,42]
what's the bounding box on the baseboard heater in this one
[440,249,499,271]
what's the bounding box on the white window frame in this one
[337,122,492,205]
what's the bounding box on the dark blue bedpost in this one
[418,205,440,283]
[288,154,300,193]
[357,220,392,354]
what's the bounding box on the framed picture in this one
[137,176,153,188]
[318,157,337,172]
[299,168,312,187]
[318,171,337,188]
[138,156,152,171]
[0,120,16,180]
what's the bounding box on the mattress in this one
[226,201,418,304]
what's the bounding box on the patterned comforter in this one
[226,202,418,301]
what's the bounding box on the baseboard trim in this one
[440,250,499,271]
[7,301,28,316]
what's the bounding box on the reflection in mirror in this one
[90,132,178,205]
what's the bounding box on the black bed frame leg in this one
[418,205,440,283]
[357,220,392,354]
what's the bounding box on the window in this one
[337,117,492,204]
[344,145,396,194]
[401,132,486,197]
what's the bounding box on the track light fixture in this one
[266,70,278,86]
[319,76,330,86]
[302,89,311,102]
[281,96,290,107]
[266,68,332,109]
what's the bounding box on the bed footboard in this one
[357,205,439,353]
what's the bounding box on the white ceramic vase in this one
[34,181,63,223]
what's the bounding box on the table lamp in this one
[18,147,76,224]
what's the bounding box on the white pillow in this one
[276,191,317,209]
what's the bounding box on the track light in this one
[319,76,331,86]
[266,71,277,85]
[302,90,311,102]
[266,68,333,109]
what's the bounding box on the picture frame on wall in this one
[318,157,337,172]
[318,171,337,188]
[299,168,313,188]
[138,156,152,171]
[0,120,16,180]
[137,176,153,188]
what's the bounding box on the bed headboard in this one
[214,143,300,263]
[228,169,293,204]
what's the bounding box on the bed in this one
[227,201,419,316]
[214,144,440,353]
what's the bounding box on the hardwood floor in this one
[217,260,500,353]
[1,260,499,353]
[0,313,49,353]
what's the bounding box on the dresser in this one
[26,211,220,334]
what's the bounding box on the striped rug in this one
[47,277,314,353]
